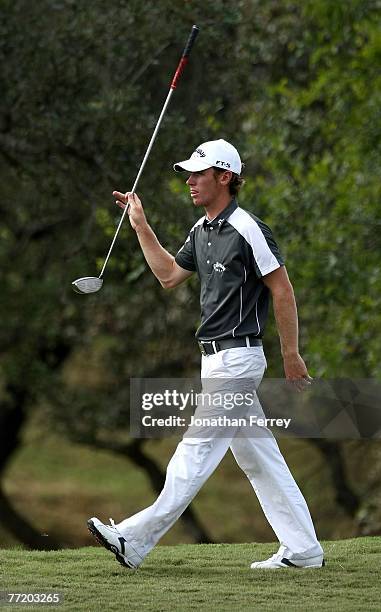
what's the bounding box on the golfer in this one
[88,139,324,570]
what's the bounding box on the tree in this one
[0,0,255,546]
[1,0,380,547]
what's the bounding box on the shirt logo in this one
[213,262,226,273]
[195,148,206,157]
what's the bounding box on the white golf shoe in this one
[250,545,325,569]
[87,517,143,569]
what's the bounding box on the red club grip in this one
[170,25,199,90]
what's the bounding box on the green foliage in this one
[0,0,380,444]
[239,0,381,376]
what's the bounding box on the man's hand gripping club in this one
[112,191,192,289]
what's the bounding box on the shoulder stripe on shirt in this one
[227,208,281,277]
[177,215,204,252]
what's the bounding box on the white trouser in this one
[117,346,323,560]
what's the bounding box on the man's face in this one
[186,167,228,208]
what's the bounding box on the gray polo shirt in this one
[175,199,284,341]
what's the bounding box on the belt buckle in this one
[199,341,208,356]
[199,340,220,355]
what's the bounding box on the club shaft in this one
[131,89,175,194]
[99,88,174,279]
[98,25,199,280]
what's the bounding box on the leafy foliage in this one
[0,1,380,449]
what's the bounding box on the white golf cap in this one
[173,139,242,175]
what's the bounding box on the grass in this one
[0,538,380,611]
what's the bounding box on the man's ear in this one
[219,170,233,186]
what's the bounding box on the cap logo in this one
[216,160,231,168]
[195,148,206,157]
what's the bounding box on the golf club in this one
[72,24,200,294]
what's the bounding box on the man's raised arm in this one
[113,191,193,289]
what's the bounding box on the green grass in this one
[1,538,380,611]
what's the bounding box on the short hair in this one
[213,166,245,196]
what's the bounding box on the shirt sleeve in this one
[239,215,285,278]
[175,233,197,272]
[255,220,285,277]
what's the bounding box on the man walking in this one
[88,139,324,570]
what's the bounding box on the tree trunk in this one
[0,485,61,550]
[311,439,360,516]
[0,386,62,549]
